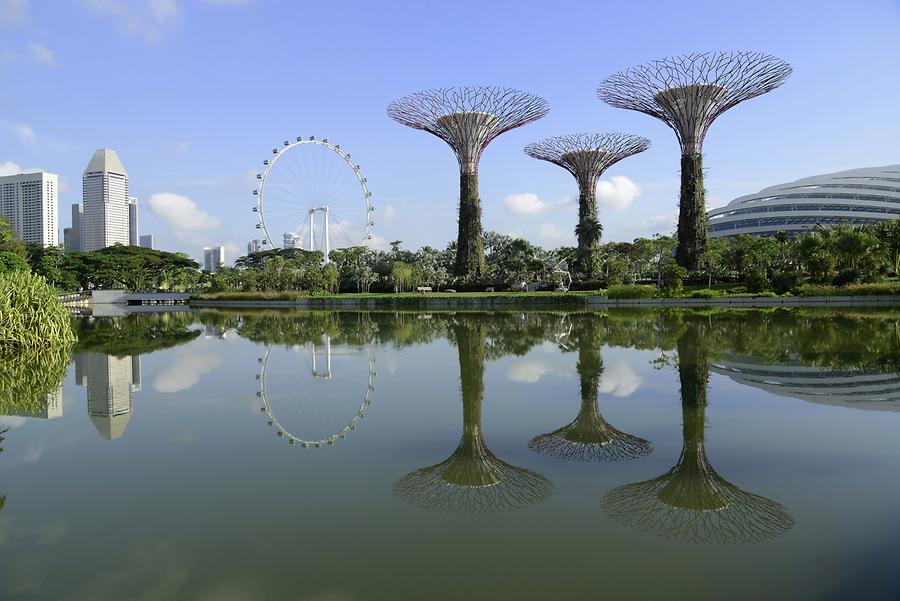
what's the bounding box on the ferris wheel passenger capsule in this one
[256,173,262,179]
[284,140,290,146]
[296,136,302,142]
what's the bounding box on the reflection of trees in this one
[0,346,71,417]
[74,313,200,356]
[601,317,794,544]
[530,314,651,462]
[394,317,553,513]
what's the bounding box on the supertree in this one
[598,52,792,270]
[388,86,549,278]
[600,317,794,544]
[524,133,650,277]
[393,318,553,513]
[529,314,652,462]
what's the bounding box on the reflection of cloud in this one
[506,360,570,384]
[381,354,400,376]
[0,516,67,546]
[599,361,643,397]
[153,354,223,393]
[0,416,27,428]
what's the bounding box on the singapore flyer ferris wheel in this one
[253,136,375,255]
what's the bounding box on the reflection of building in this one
[0,171,59,247]
[204,324,227,339]
[711,355,900,411]
[203,246,224,273]
[75,352,142,440]
[708,165,900,238]
[8,388,63,420]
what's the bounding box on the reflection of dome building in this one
[711,355,900,411]
[708,165,900,238]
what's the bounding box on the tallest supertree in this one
[598,52,792,269]
[388,86,549,277]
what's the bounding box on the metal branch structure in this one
[388,87,549,278]
[525,133,650,276]
[600,321,794,544]
[393,320,552,513]
[598,52,792,269]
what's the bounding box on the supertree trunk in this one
[455,171,485,278]
[576,182,600,277]
[677,153,707,270]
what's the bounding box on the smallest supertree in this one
[525,133,650,277]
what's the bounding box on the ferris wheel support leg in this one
[309,209,315,252]
[324,208,330,263]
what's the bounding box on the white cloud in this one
[153,354,223,393]
[631,213,676,233]
[538,222,572,245]
[596,176,640,212]
[598,361,643,397]
[0,121,36,144]
[382,204,397,223]
[78,0,181,43]
[503,193,572,216]
[25,42,54,64]
[707,195,729,209]
[0,161,43,176]
[148,192,221,235]
[0,0,28,25]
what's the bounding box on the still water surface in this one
[2,308,900,600]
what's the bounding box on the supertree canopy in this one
[529,313,652,462]
[600,319,794,543]
[393,318,553,513]
[524,133,650,277]
[597,52,792,270]
[388,86,549,278]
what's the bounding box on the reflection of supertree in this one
[394,319,552,512]
[601,319,794,543]
[529,315,651,462]
[388,87,549,277]
[598,52,791,269]
[524,133,650,276]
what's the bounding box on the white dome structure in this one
[708,165,900,237]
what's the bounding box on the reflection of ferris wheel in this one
[253,136,375,255]
[256,337,376,447]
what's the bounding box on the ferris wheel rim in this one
[257,342,377,448]
[255,137,375,250]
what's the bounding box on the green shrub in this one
[608,284,657,299]
[745,268,769,293]
[799,282,900,297]
[661,262,688,296]
[689,289,721,299]
[833,269,860,287]
[0,270,76,348]
[771,271,802,295]
[0,251,29,274]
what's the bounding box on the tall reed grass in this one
[0,270,76,348]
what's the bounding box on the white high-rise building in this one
[0,171,59,247]
[128,196,138,246]
[204,246,225,273]
[82,148,130,251]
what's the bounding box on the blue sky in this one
[2,0,900,263]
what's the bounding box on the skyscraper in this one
[65,203,83,251]
[139,234,155,249]
[204,246,225,273]
[82,148,130,251]
[128,196,138,246]
[0,171,59,247]
[247,239,261,254]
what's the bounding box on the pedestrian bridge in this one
[60,290,191,306]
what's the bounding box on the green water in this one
[1,308,899,600]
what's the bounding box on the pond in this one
[1,308,899,600]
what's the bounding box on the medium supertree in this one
[600,318,794,544]
[388,87,549,278]
[529,314,652,462]
[524,133,650,277]
[393,318,553,513]
[597,52,792,270]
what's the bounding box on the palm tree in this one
[873,220,900,275]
